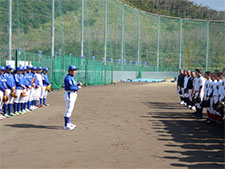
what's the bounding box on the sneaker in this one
[44,104,49,106]
[64,124,75,130]
[188,105,192,109]
[69,123,76,129]
[4,114,10,118]
[192,106,196,110]
[180,101,184,105]
[9,113,16,116]
[0,115,6,120]
[19,111,25,115]
[14,112,20,116]
[25,108,30,112]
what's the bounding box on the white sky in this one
[190,0,225,11]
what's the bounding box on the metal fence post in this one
[206,21,209,71]
[104,0,108,65]
[157,15,160,70]
[51,0,54,59]
[8,0,12,60]
[121,4,125,65]
[179,18,183,69]
[51,0,55,86]
[81,0,84,58]
[137,10,141,68]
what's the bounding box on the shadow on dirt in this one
[5,124,63,130]
[141,101,225,169]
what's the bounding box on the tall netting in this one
[0,0,8,51]
[107,0,122,64]
[83,0,105,60]
[140,12,158,70]
[159,16,180,71]
[12,0,52,54]
[0,0,224,88]
[124,5,138,66]
[208,21,225,70]
[182,19,208,70]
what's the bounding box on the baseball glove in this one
[3,95,8,102]
[10,91,18,98]
[21,92,27,97]
[46,84,51,91]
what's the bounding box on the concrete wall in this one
[113,71,178,82]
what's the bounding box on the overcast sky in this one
[190,0,225,11]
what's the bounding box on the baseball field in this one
[1,82,224,169]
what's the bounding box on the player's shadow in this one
[141,101,225,169]
[5,124,63,130]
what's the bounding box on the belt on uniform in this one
[65,90,76,93]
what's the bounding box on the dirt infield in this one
[0,82,224,169]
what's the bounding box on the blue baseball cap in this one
[6,65,13,70]
[32,67,37,70]
[16,66,23,71]
[26,65,32,69]
[43,67,48,72]
[68,65,78,71]
[23,66,27,71]
[0,66,5,71]
[37,66,42,70]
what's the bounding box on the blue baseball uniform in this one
[63,65,80,130]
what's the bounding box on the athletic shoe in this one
[69,123,76,129]
[64,124,75,130]
[9,113,16,116]
[25,108,31,112]
[192,106,196,110]
[44,104,49,106]
[19,111,25,115]
[188,105,192,109]
[180,101,184,105]
[0,115,6,120]
[4,114,10,118]
[14,112,20,116]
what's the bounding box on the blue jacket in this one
[22,73,30,88]
[14,73,26,90]
[4,72,16,89]
[42,73,50,86]
[25,72,33,86]
[0,74,8,92]
[31,72,39,88]
[64,74,79,91]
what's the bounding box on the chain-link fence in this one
[0,0,224,85]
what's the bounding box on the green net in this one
[0,0,224,88]
[182,19,207,70]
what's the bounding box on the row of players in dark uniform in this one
[177,68,225,125]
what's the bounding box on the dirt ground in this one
[0,82,224,169]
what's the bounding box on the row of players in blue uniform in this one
[0,65,50,120]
